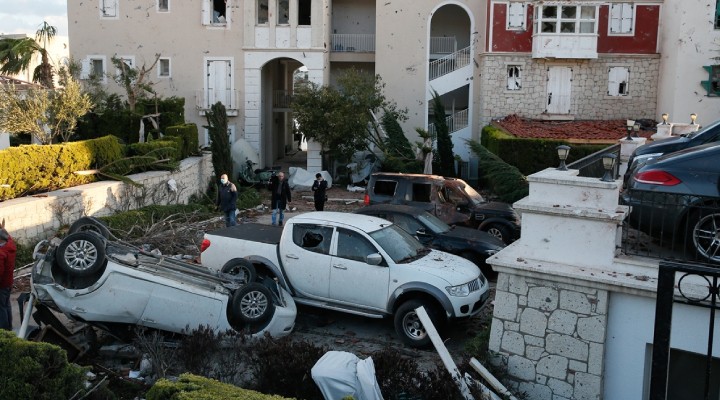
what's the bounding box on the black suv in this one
[363,172,521,244]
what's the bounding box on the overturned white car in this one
[20,218,296,340]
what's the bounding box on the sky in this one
[0,0,69,37]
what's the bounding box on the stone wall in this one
[477,54,660,125]
[490,274,609,400]
[0,153,214,244]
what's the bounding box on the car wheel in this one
[692,210,720,263]
[221,259,257,285]
[232,283,275,324]
[56,232,106,277]
[482,223,512,244]
[393,299,442,348]
[68,217,111,239]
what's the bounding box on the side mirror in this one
[415,228,427,236]
[366,253,383,265]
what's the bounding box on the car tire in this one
[68,217,111,239]
[221,259,257,285]
[232,283,275,324]
[482,223,512,244]
[56,232,106,277]
[691,209,720,263]
[394,299,442,348]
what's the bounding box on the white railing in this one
[430,36,457,54]
[273,90,293,108]
[427,108,469,136]
[429,46,471,80]
[195,89,238,111]
[330,34,376,52]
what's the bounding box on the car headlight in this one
[446,282,471,297]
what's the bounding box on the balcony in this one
[273,90,293,109]
[429,47,471,81]
[330,34,375,53]
[532,33,598,59]
[427,108,468,136]
[195,90,239,116]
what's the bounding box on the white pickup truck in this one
[201,211,489,347]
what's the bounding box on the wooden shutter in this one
[507,3,526,30]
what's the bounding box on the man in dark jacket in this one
[216,173,238,227]
[0,222,16,330]
[270,171,292,226]
[311,173,328,211]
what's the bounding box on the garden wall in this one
[0,153,214,244]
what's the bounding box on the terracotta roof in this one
[493,114,654,144]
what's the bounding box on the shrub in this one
[147,373,293,400]
[127,140,181,162]
[99,203,214,237]
[165,123,200,158]
[0,330,88,399]
[237,188,262,210]
[468,140,529,204]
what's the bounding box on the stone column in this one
[618,137,646,177]
[651,123,673,141]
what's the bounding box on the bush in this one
[127,140,181,162]
[0,330,88,399]
[165,123,200,159]
[468,140,529,204]
[147,374,293,400]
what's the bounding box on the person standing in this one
[270,171,292,226]
[0,221,16,331]
[311,173,328,211]
[216,173,238,227]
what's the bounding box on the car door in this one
[281,223,334,299]
[329,228,389,310]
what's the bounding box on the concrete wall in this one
[0,153,214,245]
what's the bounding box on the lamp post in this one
[661,113,669,125]
[626,119,635,140]
[601,153,617,182]
[556,145,570,171]
[633,123,640,138]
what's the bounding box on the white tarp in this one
[311,351,383,400]
[288,167,332,191]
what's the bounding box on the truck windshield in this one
[458,182,485,206]
[369,224,428,263]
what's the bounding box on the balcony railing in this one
[330,34,375,52]
[567,143,620,179]
[429,46,470,80]
[532,33,598,59]
[427,108,469,136]
[430,36,457,54]
[273,90,293,108]
[195,89,239,111]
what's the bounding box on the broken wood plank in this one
[469,357,517,400]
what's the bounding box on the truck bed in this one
[210,223,283,244]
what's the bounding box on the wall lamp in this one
[661,113,669,125]
[625,119,635,140]
[601,153,617,182]
[556,145,570,171]
[633,123,640,138]
[691,113,697,125]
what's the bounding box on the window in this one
[507,65,522,90]
[507,2,526,30]
[100,0,118,18]
[535,5,596,34]
[204,0,227,25]
[701,65,720,96]
[204,125,235,147]
[158,58,171,78]
[665,348,720,399]
[608,66,629,96]
[158,0,169,12]
[298,0,311,25]
[336,228,377,262]
[292,224,333,255]
[609,3,634,35]
[715,0,720,29]
[411,183,432,202]
[278,0,290,25]
[258,0,268,24]
[114,56,135,77]
[80,56,106,82]
[372,180,397,197]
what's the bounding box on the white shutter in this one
[201,0,210,25]
[608,67,629,96]
[102,0,118,17]
[507,3,526,30]
[80,58,91,80]
[610,3,633,34]
[620,4,633,34]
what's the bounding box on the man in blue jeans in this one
[0,221,16,330]
[216,173,238,227]
[270,172,292,226]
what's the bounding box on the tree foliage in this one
[431,90,455,177]
[205,102,233,179]
[291,68,406,162]
[0,21,57,88]
[111,54,160,112]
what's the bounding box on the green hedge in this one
[165,123,199,159]
[0,330,88,399]
[481,125,607,175]
[0,135,124,200]
[468,140,529,204]
[147,374,294,400]
[127,140,181,161]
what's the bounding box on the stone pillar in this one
[651,123,673,140]
[618,137,646,177]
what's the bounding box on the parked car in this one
[201,212,490,347]
[354,204,505,276]
[363,172,521,244]
[622,142,720,263]
[624,118,720,185]
[22,219,296,340]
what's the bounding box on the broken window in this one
[298,0,311,25]
[278,0,290,25]
[507,2,526,30]
[608,66,629,96]
[536,5,596,34]
[293,224,333,255]
[158,58,171,77]
[114,56,135,78]
[507,65,522,90]
[609,3,634,35]
[701,65,720,96]
[100,0,118,18]
[373,180,397,197]
[411,183,432,203]
[258,0,268,24]
[213,0,227,23]
[158,0,169,12]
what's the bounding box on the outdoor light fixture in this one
[625,119,635,140]
[691,113,698,125]
[661,113,669,125]
[633,123,640,138]
[601,153,617,182]
[556,145,570,171]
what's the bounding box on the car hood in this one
[443,226,505,249]
[634,135,689,156]
[408,249,481,284]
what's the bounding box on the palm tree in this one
[0,21,57,88]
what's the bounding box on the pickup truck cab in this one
[201,212,489,347]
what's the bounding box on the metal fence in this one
[429,46,470,80]
[330,34,376,52]
[567,143,621,179]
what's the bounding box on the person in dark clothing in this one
[0,220,16,331]
[216,173,238,227]
[311,173,328,211]
[270,171,292,226]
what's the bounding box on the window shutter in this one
[80,58,91,80]
[201,0,210,25]
[507,3,526,30]
[608,67,619,96]
[621,4,633,34]
[102,0,118,17]
[609,4,621,33]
